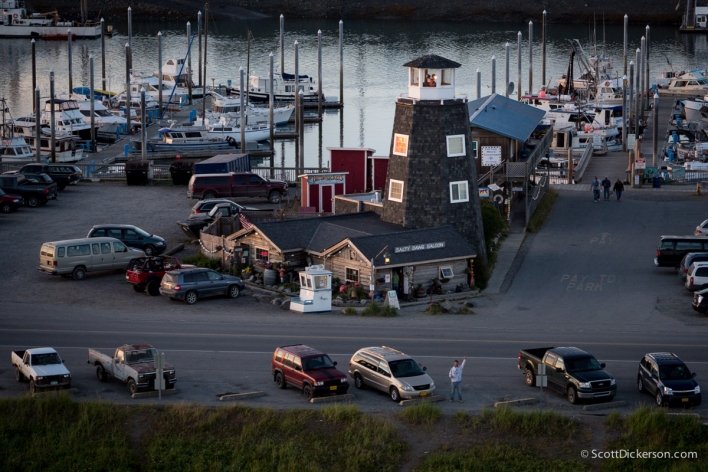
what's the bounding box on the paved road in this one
[1,183,707,414]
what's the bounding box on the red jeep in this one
[271,344,349,400]
[126,256,190,296]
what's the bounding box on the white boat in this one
[549,125,610,156]
[12,118,84,163]
[207,92,294,126]
[544,105,622,153]
[681,96,708,123]
[0,0,102,38]
[131,125,235,154]
[111,94,159,122]
[230,71,324,103]
[657,71,708,98]
[15,99,93,140]
[130,74,188,107]
[194,117,271,144]
[155,57,204,99]
[74,98,127,134]
[1,135,34,163]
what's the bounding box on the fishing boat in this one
[130,73,188,107]
[229,72,324,103]
[0,99,34,163]
[657,71,708,97]
[194,116,271,143]
[154,57,204,99]
[207,92,293,126]
[15,99,94,140]
[12,118,84,163]
[130,125,235,154]
[0,0,102,38]
[545,105,622,152]
[111,93,159,122]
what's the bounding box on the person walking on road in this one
[449,356,466,403]
[602,176,612,201]
[591,176,601,203]
[613,178,624,202]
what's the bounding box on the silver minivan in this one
[349,346,435,402]
[38,237,145,280]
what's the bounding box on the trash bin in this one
[653,176,661,188]
[125,160,150,186]
[169,159,195,185]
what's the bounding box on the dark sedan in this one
[87,224,166,256]
[190,199,257,215]
[0,188,24,213]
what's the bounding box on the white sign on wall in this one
[481,146,502,167]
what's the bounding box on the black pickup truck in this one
[518,346,616,404]
[0,174,57,207]
[18,164,82,190]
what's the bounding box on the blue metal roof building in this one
[467,93,546,142]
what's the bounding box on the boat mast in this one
[201,3,208,121]
[246,29,251,123]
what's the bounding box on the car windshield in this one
[31,353,62,365]
[388,359,425,378]
[302,355,335,370]
[134,227,151,237]
[660,364,693,381]
[565,356,603,373]
[125,348,157,364]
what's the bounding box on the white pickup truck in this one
[12,348,72,393]
[87,344,176,395]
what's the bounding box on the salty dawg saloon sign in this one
[394,241,446,253]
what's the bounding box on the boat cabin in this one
[290,265,332,313]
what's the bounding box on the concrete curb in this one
[244,281,297,298]
[399,395,444,406]
[131,388,179,399]
[667,412,701,418]
[219,391,266,402]
[399,291,480,308]
[310,393,355,404]
[493,398,539,407]
[32,388,78,396]
[582,401,627,411]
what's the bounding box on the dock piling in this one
[517,31,522,100]
[318,29,322,118]
[629,61,634,137]
[505,42,510,98]
[542,10,546,87]
[240,67,245,154]
[299,90,305,173]
[623,15,628,76]
[269,52,274,172]
[652,93,658,167]
[202,3,208,121]
[35,86,40,163]
[127,7,132,69]
[187,22,193,105]
[491,56,496,94]
[50,69,55,163]
[280,14,284,74]
[476,68,481,99]
[67,29,73,95]
[528,21,533,95]
[90,55,95,153]
[101,19,106,90]
[622,74,628,152]
[635,48,641,136]
[158,32,163,120]
[640,37,646,113]
[198,11,202,88]
[31,39,36,110]
[140,87,146,161]
[645,26,650,111]
[125,43,131,139]
[294,40,299,139]
[339,20,344,105]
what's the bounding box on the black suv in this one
[638,353,701,407]
[87,225,166,256]
[19,164,82,190]
[159,268,244,305]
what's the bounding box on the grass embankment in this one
[527,187,559,233]
[399,403,442,427]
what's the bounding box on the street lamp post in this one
[369,246,391,294]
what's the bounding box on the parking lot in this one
[1,182,708,415]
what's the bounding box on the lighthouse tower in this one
[380,55,486,258]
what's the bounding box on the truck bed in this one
[11,350,25,365]
[520,347,555,362]
[87,348,113,366]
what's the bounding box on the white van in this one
[38,237,145,280]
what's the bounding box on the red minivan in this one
[271,344,350,400]
[187,172,288,203]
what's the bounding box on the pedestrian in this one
[591,176,601,202]
[449,356,466,403]
[601,176,611,201]
[613,178,624,202]
[391,271,400,293]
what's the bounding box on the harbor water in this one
[2,18,708,167]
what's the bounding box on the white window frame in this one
[446,135,466,157]
[439,266,454,279]
[389,179,404,203]
[471,141,478,159]
[345,267,360,283]
[392,133,409,157]
[449,180,469,203]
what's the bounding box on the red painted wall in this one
[331,149,367,193]
[369,157,389,192]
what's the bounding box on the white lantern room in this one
[403,54,461,101]
[290,265,332,313]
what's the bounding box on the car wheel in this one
[525,369,535,387]
[133,285,145,293]
[29,379,37,394]
[145,279,160,296]
[204,192,216,200]
[656,391,664,407]
[127,378,138,395]
[96,365,107,382]
[567,386,578,405]
[0,202,12,213]
[228,285,241,299]
[354,373,365,390]
[303,385,314,400]
[275,372,286,389]
[15,367,24,382]
[27,196,39,208]
[638,376,645,392]
[390,387,400,402]
[72,266,86,281]
[185,290,198,305]
[268,191,282,204]
[143,245,156,256]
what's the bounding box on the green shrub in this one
[342,307,358,316]
[527,187,558,233]
[399,403,442,426]
[481,200,508,249]
[181,252,222,270]
[360,301,398,317]
[473,256,491,290]
[457,406,577,438]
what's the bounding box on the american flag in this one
[239,213,253,230]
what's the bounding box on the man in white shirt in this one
[449,356,466,403]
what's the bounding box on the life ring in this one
[604,81,611,86]
[13,14,18,19]
[130,126,136,135]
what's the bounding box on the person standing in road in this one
[602,176,612,201]
[613,178,624,202]
[449,356,466,403]
[591,176,601,203]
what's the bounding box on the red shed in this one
[328,147,388,194]
[299,172,348,213]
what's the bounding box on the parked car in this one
[18,164,82,190]
[12,347,71,393]
[518,346,616,404]
[638,353,701,407]
[126,256,191,296]
[684,262,708,291]
[692,287,708,313]
[191,199,256,215]
[349,346,435,402]
[87,224,166,256]
[272,344,349,400]
[182,203,238,238]
[0,173,57,207]
[159,267,244,304]
[0,188,24,213]
[38,237,145,280]
[88,344,176,395]
[695,219,708,236]
[187,172,288,203]
[20,173,54,185]
[655,236,708,268]
[679,252,708,282]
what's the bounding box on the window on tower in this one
[446,135,466,157]
[410,68,420,86]
[449,181,469,203]
[389,179,404,203]
[441,69,451,86]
